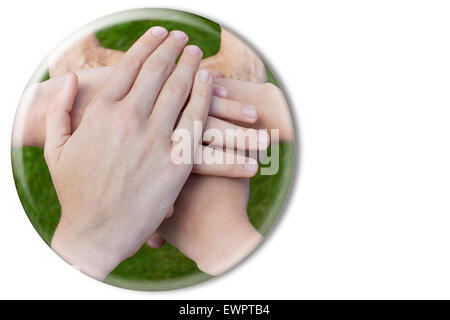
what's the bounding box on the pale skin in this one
[200,27,267,83]
[13,68,267,177]
[48,33,123,78]
[49,27,267,83]
[144,81,292,274]
[147,80,293,261]
[12,69,271,277]
[20,68,291,149]
[16,75,264,276]
[158,175,262,276]
[213,78,294,143]
[49,28,294,143]
[47,28,291,142]
[44,27,261,280]
[22,26,293,277]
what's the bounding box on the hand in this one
[49,33,123,78]
[47,27,219,280]
[200,27,267,83]
[147,79,291,266]
[156,175,262,276]
[14,68,268,162]
[48,28,267,83]
[213,78,294,143]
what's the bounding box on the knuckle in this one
[183,108,204,122]
[190,95,209,113]
[145,57,170,75]
[195,87,211,99]
[139,36,159,50]
[121,55,141,70]
[165,78,188,96]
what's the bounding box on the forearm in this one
[168,210,263,276]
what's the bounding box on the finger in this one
[149,45,202,133]
[192,146,259,178]
[124,30,189,116]
[101,26,168,100]
[211,73,227,97]
[146,233,166,249]
[212,85,227,98]
[44,73,78,163]
[210,96,258,124]
[203,117,270,151]
[213,77,262,102]
[172,69,212,159]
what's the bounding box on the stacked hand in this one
[14,26,291,280]
[47,27,222,279]
[158,175,262,275]
[49,28,267,83]
[49,33,123,78]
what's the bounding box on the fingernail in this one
[212,86,227,98]
[147,239,163,248]
[187,45,202,56]
[147,234,165,248]
[242,105,257,120]
[199,70,210,82]
[151,26,167,36]
[244,160,259,174]
[171,30,188,41]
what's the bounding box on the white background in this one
[1,0,450,299]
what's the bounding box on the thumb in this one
[44,72,78,163]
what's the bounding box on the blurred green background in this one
[11,9,294,291]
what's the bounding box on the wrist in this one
[193,215,263,276]
[51,214,122,281]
